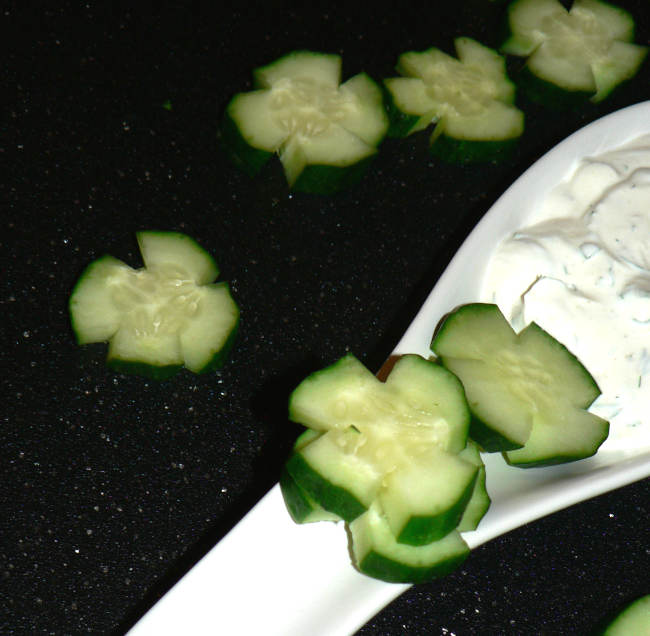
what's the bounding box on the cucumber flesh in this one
[378,448,477,545]
[431,303,609,467]
[284,354,473,539]
[69,255,132,345]
[69,231,239,378]
[137,231,218,285]
[502,0,648,102]
[602,594,650,636]
[254,51,341,88]
[222,51,388,193]
[289,353,469,451]
[384,37,523,158]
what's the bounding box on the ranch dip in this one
[482,133,650,453]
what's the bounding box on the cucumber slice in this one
[221,50,388,194]
[502,0,648,103]
[289,353,470,451]
[285,427,382,522]
[280,428,342,524]
[349,502,470,584]
[456,440,491,532]
[431,303,609,467]
[283,353,474,546]
[378,448,477,545]
[69,231,239,379]
[602,595,650,636]
[279,469,341,524]
[288,354,379,432]
[384,37,524,161]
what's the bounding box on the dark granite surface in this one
[3,1,649,633]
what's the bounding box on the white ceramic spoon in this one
[129,101,650,636]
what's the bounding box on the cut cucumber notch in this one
[220,50,389,194]
[383,37,524,162]
[431,303,609,467]
[281,353,490,583]
[501,0,648,104]
[69,231,240,379]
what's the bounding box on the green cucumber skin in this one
[356,543,469,584]
[279,468,317,523]
[279,468,340,524]
[466,411,524,453]
[514,64,599,109]
[457,472,490,532]
[285,452,367,522]
[428,133,520,164]
[290,154,377,195]
[396,471,477,545]
[456,440,491,532]
[106,359,183,381]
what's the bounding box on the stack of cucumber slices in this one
[281,353,490,583]
[69,231,239,379]
[281,303,609,583]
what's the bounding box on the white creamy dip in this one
[482,133,650,452]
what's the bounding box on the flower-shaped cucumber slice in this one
[384,37,524,161]
[69,231,239,379]
[432,303,609,467]
[221,50,388,194]
[501,0,648,103]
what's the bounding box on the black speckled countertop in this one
[3,2,649,634]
